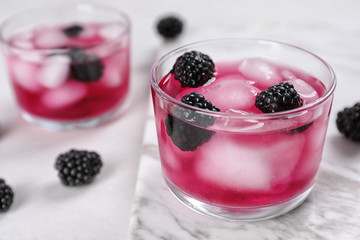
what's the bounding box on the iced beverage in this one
[0,3,130,130]
[150,39,336,220]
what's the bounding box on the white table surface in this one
[1,0,360,239]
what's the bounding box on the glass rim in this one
[150,38,337,119]
[0,2,131,54]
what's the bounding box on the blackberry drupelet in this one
[255,82,303,113]
[156,16,183,39]
[63,24,84,37]
[68,48,104,82]
[336,102,360,141]
[55,149,103,186]
[0,178,14,212]
[165,92,220,151]
[172,51,215,88]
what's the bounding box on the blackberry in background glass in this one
[68,48,104,82]
[63,24,84,37]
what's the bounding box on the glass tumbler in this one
[0,3,131,130]
[150,39,336,220]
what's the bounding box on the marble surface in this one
[0,0,359,239]
[128,0,360,239]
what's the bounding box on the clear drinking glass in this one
[0,3,131,130]
[150,39,336,220]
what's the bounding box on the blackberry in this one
[63,24,84,37]
[172,51,215,88]
[165,92,220,151]
[55,149,103,186]
[336,102,360,141]
[255,82,303,113]
[156,16,183,39]
[0,179,14,212]
[178,92,220,127]
[68,48,104,82]
[287,122,313,135]
[165,115,215,151]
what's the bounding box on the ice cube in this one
[269,134,305,183]
[197,133,305,191]
[34,28,68,49]
[11,31,34,49]
[101,52,128,87]
[158,120,196,170]
[197,135,272,191]
[42,81,87,109]
[178,77,260,112]
[159,142,182,170]
[79,25,97,38]
[239,58,282,88]
[282,69,296,80]
[9,57,42,92]
[294,122,326,181]
[17,52,45,63]
[38,55,70,88]
[99,23,124,40]
[288,78,319,104]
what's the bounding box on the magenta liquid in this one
[154,58,329,207]
[4,23,130,121]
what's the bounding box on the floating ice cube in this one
[197,135,272,191]
[9,58,42,92]
[99,23,124,40]
[17,52,45,63]
[79,25,97,38]
[11,31,34,49]
[178,77,260,112]
[294,122,326,181]
[38,55,70,88]
[269,134,305,183]
[34,28,68,49]
[101,53,128,87]
[288,78,319,104]
[282,69,296,80]
[160,142,182,170]
[197,134,305,191]
[42,81,87,109]
[239,58,282,88]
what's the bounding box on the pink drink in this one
[154,58,330,208]
[4,22,130,121]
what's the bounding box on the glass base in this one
[165,177,313,221]
[20,98,130,131]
